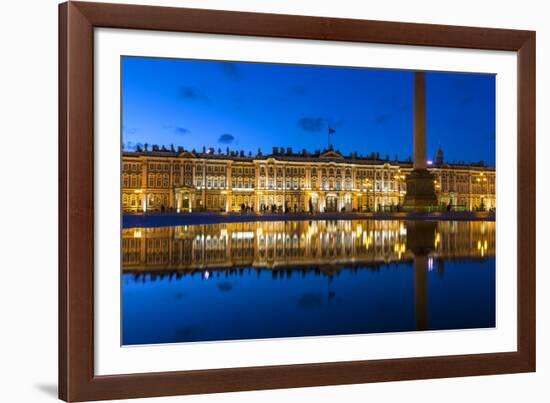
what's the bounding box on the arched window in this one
[345,178,352,190]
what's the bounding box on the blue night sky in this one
[122,56,495,166]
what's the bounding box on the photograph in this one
[120,56,496,346]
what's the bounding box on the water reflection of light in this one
[122,220,495,272]
[394,242,406,259]
[232,231,254,240]
[434,232,440,249]
[428,256,434,271]
[204,270,210,279]
[477,238,488,257]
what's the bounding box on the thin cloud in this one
[122,141,144,151]
[219,62,242,80]
[178,85,210,102]
[163,125,192,135]
[297,117,325,132]
[174,127,191,134]
[375,114,389,125]
[122,126,139,135]
[218,133,235,144]
[289,85,307,96]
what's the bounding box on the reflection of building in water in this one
[122,146,495,213]
[122,220,495,273]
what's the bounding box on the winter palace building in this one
[122,145,495,213]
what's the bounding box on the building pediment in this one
[178,151,196,159]
[320,150,344,160]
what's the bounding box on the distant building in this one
[121,146,495,213]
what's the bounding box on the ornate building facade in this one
[122,146,495,213]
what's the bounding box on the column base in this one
[403,169,438,211]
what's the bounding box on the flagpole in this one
[327,126,335,149]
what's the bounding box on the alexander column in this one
[403,72,437,210]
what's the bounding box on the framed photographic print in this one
[59,1,536,401]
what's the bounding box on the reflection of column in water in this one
[327,275,336,302]
[405,221,436,332]
[414,254,429,331]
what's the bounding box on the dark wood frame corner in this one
[59,1,536,401]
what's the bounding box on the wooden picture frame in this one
[59,1,536,401]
